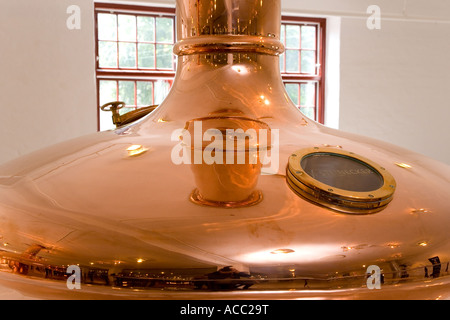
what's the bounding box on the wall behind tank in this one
[338,9,450,166]
[1,0,450,167]
[283,0,450,165]
[0,0,97,165]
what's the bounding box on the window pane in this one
[285,25,300,49]
[154,80,171,104]
[99,80,119,130]
[156,44,173,69]
[300,83,316,106]
[138,43,155,68]
[301,50,315,74]
[156,17,174,43]
[99,80,117,106]
[98,14,117,41]
[99,41,117,68]
[99,112,115,131]
[279,53,284,72]
[280,24,285,44]
[137,16,155,42]
[119,81,135,105]
[285,49,299,72]
[285,83,299,105]
[119,42,136,68]
[301,26,316,50]
[119,107,135,116]
[118,15,136,42]
[137,81,153,106]
[300,107,315,119]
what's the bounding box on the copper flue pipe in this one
[174,0,284,56]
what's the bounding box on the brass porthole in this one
[287,147,396,214]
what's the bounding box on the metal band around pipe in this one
[173,35,284,56]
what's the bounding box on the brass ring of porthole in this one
[287,147,397,215]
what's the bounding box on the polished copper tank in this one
[0,0,449,299]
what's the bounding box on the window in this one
[95,3,326,130]
[280,17,326,123]
[95,3,176,131]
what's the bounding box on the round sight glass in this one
[300,153,384,192]
[287,148,396,214]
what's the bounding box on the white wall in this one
[283,0,450,165]
[1,0,450,166]
[0,0,97,164]
[339,16,450,165]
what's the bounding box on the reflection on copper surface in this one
[411,208,431,214]
[395,162,413,169]
[126,144,148,157]
[270,249,295,255]
[183,113,271,206]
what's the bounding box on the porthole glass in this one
[287,148,396,214]
[300,153,384,192]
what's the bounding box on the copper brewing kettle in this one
[0,0,449,299]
